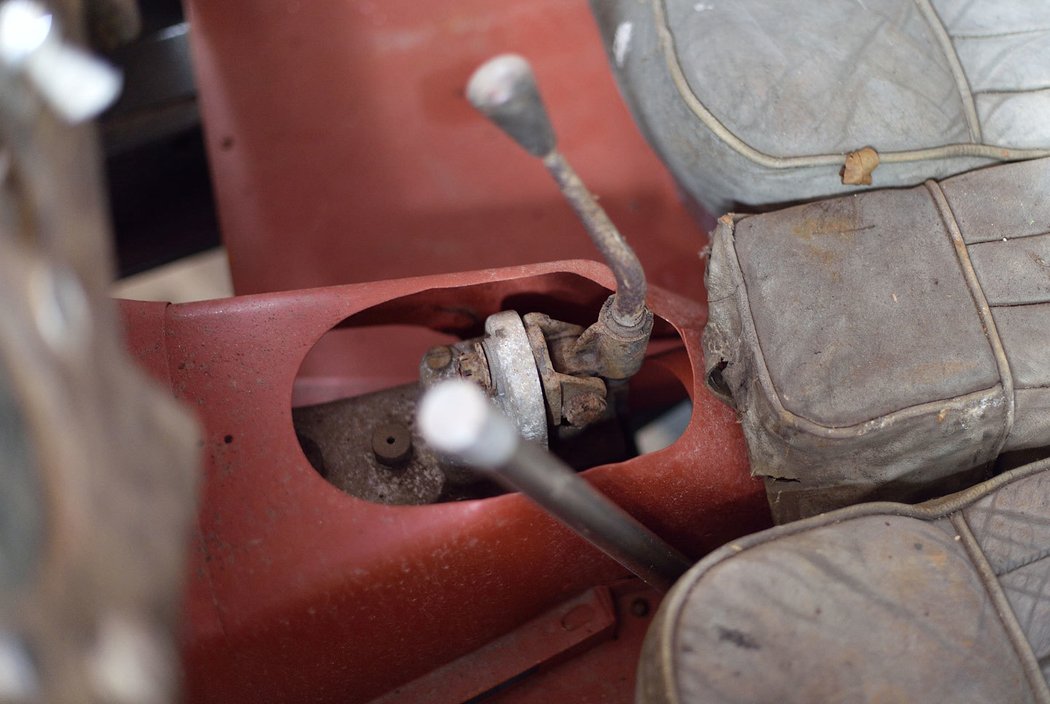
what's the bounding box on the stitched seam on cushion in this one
[967,228,1050,244]
[644,0,1050,167]
[953,513,1050,702]
[955,29,1050,40]
[912,0,982,141]
[926,180,1015,456]
[975,87,1050,96]
[999,549,1050,578]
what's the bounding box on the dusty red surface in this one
[165,2,745,700]
[120,261,766,703]
[185,0,712,300]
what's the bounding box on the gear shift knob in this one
[466,54,556,158]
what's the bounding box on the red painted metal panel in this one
[157,0,754,699]
[120,261,767,703]
[372,587,617,704]
[184,0,713,300]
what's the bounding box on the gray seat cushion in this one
[703,157,1050,522]
[637,458,1050,704]
[591,0,1050,214]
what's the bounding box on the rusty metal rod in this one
[418,380,691,591]
[540,150,648,327]
[466,54,648,328]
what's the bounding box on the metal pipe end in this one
[417,379,519,468]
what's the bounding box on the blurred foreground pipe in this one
[418,379,691,591]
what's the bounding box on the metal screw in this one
[423,345,453,371]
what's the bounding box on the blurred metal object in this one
[0,4,114,292]
[0,631,38,700]
[0,348,42,596]
[84,0,140,51]
[0,0,122,123]
[419,380,691,591]
[0,1,199,701]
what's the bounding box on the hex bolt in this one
[372,422,412,467]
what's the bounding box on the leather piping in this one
[952,512,1050,702]
[912,0,982,142]
[927,179,1016,456]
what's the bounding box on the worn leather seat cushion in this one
[637,459,1050,704]
[591,0,1050,214]
[703,157,1050,522]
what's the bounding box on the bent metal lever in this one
[467,54,653,380]
[419,379,691,592]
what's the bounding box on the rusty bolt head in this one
[562,391,608,428]
[372,423,412,467]
[423,346,453,371]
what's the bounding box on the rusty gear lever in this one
[467,55,654,380]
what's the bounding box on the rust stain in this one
[926,551,949,569]
[805,244,842,271]
[791,216,874,241]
